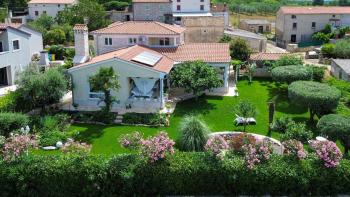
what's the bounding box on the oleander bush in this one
[122,113,166,126]
[1,153,350,196]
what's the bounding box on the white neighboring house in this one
[172,0,212,24]
[69,24,230,112]
[90,21,186,55]
[28,0,77,20]
[0,23,43,87]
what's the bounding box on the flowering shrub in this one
[282,139,307,160]
[61,140,91,155]
[119,131,143,150]
[140,132,175,163]
[228,133,256,151]
[309,140,343,168]
[204,135,229,156]
[242,142,272,169]
[2,134,38,161]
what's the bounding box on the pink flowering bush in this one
[282,139,307,160]
[140,132,175,163]
[2,134,38,161]
[204,135,229,156]
[61,140,91,155]
[309,140,343,168]
[119,131,143,150]
[242,142,272,169]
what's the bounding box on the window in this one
[291,15,296,19]
[0,42,3,52]
[200,0,204,2]
[312,22,316,29]
[292,22,297,29]
[144,5,150,10]
[128,38,137,44]
[104,38,112,46]
[177,5,181,11]
[43,11,47,14]
[291,34,296,43]
[159,38,170,46]
[333,15,336,17]
[58,4,60,7]
[177,0,180,2]
[35,11,39,16]
[12,40,20,50]
[89,82,104,99]
[200,5,204,11]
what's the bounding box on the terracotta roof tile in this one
[154,43,231,63]
[279,6,350,14]
[71,45,174,73]
[250,53,289,61]
[73,24,88,31]
[0,23,22,29]
[28,0,75,4]
[91,21,185,35]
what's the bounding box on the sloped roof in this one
[91,21,185,35]
[154,43,231,63]
[0,23,22,29]
[250,53,288,61]
[28,0,75,4]
[332,59,350,74]
[241,19,270,25]
[279,6,350,15]
[70,45,174,73]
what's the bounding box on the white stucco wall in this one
[69,58,166,109]
[172,0,210,13]
[0,29,32,85]
[19,26,43,56]
[28,2,75,20]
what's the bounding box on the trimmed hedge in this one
[1,153,350,196]
[271,65,312,84]
[122,113,166,126]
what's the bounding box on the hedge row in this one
[1,153,350,196]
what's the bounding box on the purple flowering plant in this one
[140,132,175,163]
[309,140,342,168]
[282,139,307,160]
[204,135,229,157]
[119,131,143,150]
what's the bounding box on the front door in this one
[258,26,264,33]
[291,34,297,43]
[0,42,3,52]
[0,67,8,86]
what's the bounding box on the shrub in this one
[280,122,313,143]
[0,92,17,112]
[103,1,129,11]
[307,65,326,82]
[271,116,294,133]
[47,45,66,60]
[0,112,29,136]
[282,139,307,160]
[334,39,350,59]
[317,114,350,155]
[288,81,341,121]
[270,55,303,70]
[2,134,38,161]
[309,140,343,168]
[204,135,229,156]
[39,130,67,146]
[321,43,335,58]
[178,116,210,152]
[61,140,91,155]
[140,132,175,163]
[119,131,143,150]
[272,65,312,84]
[242,142,272,169]
[122,113,166,126]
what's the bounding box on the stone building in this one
[239,19,271,34]
[132,0,172,23]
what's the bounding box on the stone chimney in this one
[73,24,90,65]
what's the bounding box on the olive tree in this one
[271,65,312,84]
[288,81,341,122]
[317,114,350,155]
[89,67,120,113]
[170,61,223,100]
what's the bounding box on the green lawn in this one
[69,78,311,155]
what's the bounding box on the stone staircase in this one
[114,114,124,124]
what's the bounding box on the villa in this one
[28,0,77,20]
[68,24,230,112]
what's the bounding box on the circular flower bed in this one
[209,131,283,154]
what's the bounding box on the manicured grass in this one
[69,78,310,155]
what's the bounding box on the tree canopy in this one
[170,61,223,100]
[317,114,350,155]
[229,38,251,61]
[288,81,341,122]
[271,65,312,84]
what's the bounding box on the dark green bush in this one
[103,1,129,11]
[1,153,350,196]
[39,130,67,146]
[122,113,166,126]
[0,92,17,112]
[0,112,29,136]
[271,116,294,133]
[271,65,312,84]
[280,122,313,143]
[308,65,326,82]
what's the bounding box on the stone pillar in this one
[160,78,164,109]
